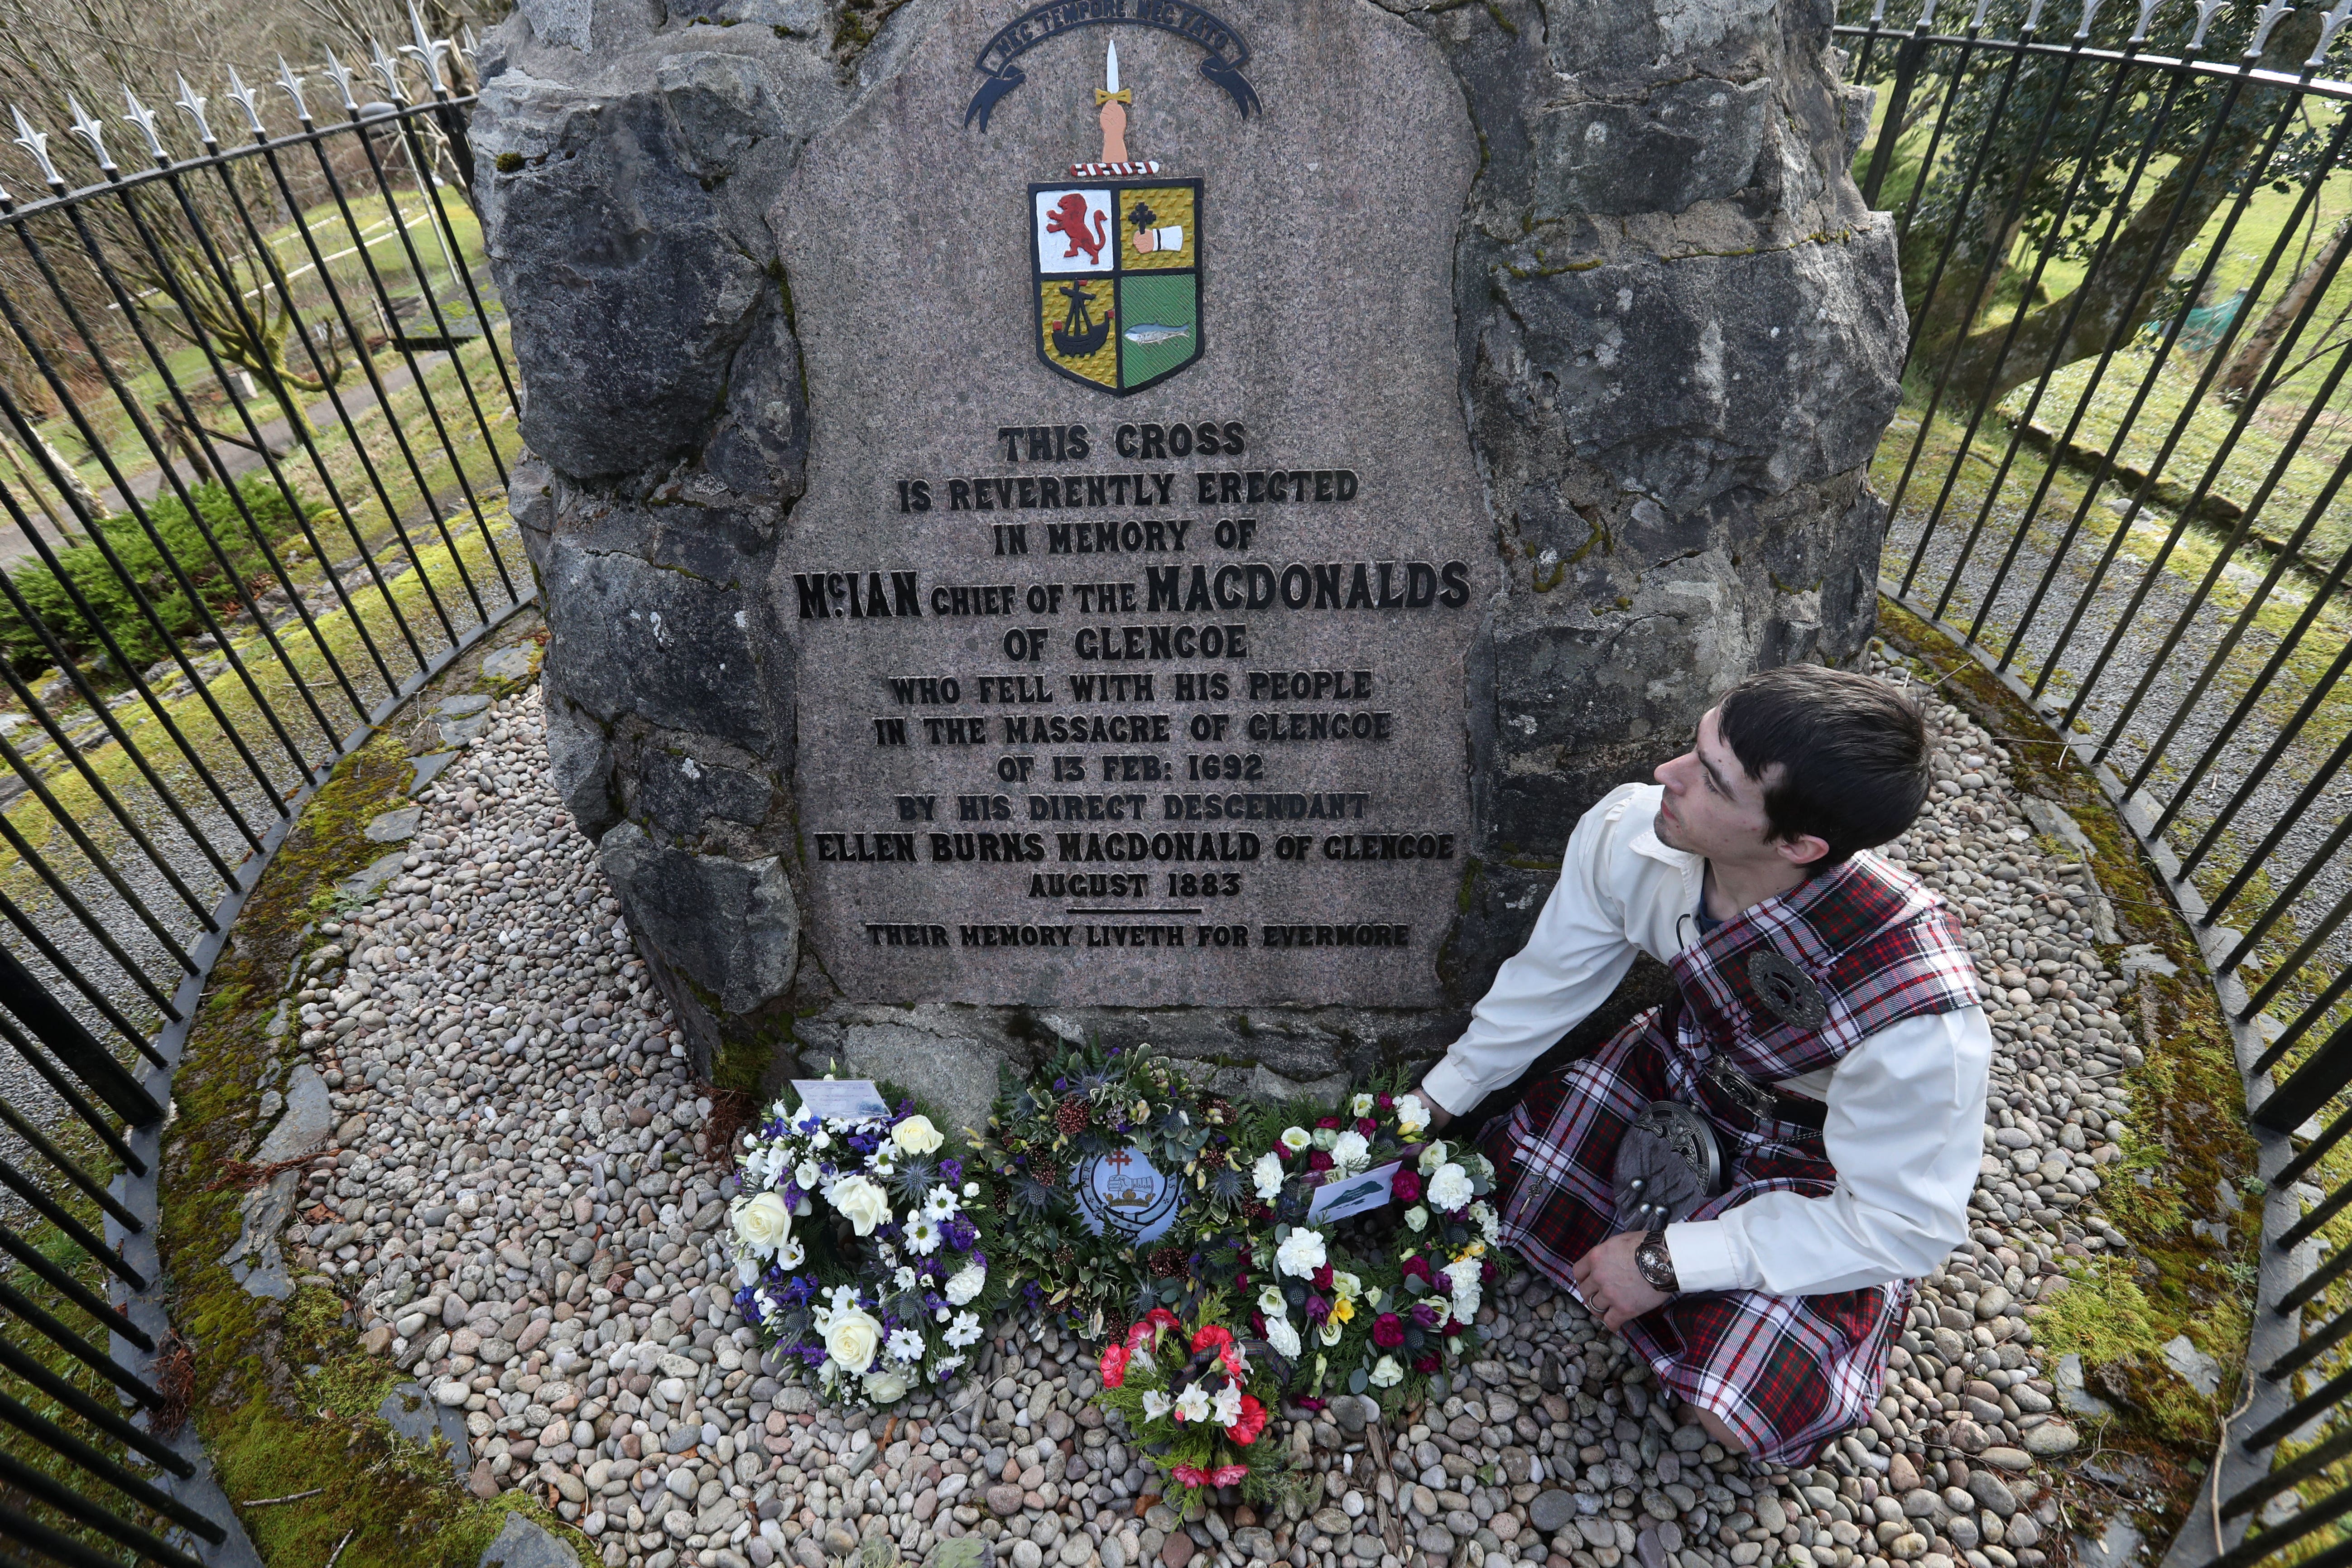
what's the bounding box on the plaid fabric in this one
[1479,852,1976,1464]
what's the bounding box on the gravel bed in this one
[277,666,2165,1568]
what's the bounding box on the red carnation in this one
[1357,1116,1379,1136]
[1392,1170,1422,1204]
[1230,1394,1269,1445]
[1191,1323,1235,1356]
[1402,1255,1433,1283]
[1372,1313,1405,1349]
[1309,1151,1333,1172]
[1100,1343,1130,1388]
[1316,1116,1342,1130]
[1481,1260,1498,1283]
[1312,1264,1335,1291]
[1377,1093,1395,1109]
[1414,1352,1441,1374]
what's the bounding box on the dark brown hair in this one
[1716,664,1930,871]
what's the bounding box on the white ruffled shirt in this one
[1423,783,1991,1298]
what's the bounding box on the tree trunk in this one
[1933,10,2321,417]
[2218,216,2352,404]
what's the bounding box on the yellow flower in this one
[1328,1296,1356,1326]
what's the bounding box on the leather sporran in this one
[1612,1100,1723,1232]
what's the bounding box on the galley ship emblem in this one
[1031,41,1202,396]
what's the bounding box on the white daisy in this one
[926,1186,960,1220]
[887,1328,925,1363]
[907,1215,943,1254]
[944,1311,984,1348]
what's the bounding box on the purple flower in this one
[941,1157,964,1184]
[1411,1302,1445,1329]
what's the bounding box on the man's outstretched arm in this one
[1419,784,1650,1129]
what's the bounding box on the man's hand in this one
[1414,1081,1453,1131]
[1571,1232,1671,1331]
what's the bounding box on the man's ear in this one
[1776,832,1833,870]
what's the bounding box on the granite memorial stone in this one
[475,0,1904,1118]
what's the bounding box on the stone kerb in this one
[470,0,1904,1097]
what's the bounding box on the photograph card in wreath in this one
[1072,1146,1184,1243]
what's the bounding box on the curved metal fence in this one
[1836,0,2352,1562]
[0,15,528,1561]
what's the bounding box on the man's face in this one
[1651,707,1810,866]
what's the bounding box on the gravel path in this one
[273,666,2176,1568]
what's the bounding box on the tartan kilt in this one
[1478,1014,1909,1467]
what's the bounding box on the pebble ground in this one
[276,655,2168,1568]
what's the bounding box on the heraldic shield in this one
[1031,180,1202,395]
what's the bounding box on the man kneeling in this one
[1417,665,1988,1465]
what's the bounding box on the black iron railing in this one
[1837,0,2352,1561]
[0,12,527,1560]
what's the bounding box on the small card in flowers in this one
[792,1078,890,1119]
[1306,1160,1402,1225]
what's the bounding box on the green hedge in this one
[0,476,324,676]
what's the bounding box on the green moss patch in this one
[1877,600,2260,1541]
[156,619,591,1564]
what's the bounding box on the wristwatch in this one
[1635,1226,1679,1294]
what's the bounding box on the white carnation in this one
[1445,1257,1483,1320]
[1275,1227,1327,1278]
[1252,1151,1285,1201]
[1369,1356,1404,1389]
[1264,1315,1302,1358]
[945,1261,986,1305]
[1427,1162,1474,1213]
[1331,1130,1370,1174]
[1395,1095,1430,1135]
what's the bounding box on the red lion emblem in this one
[1045,193,1108,266]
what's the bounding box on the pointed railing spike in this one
[404,0,454,97]
[2190,0,2233,45]
[462,23,481,60]
[2025,0,2051,31]
[277,56,313,123]
[2251,0,2295,53]
[322,49,362,115]
[1916,0,1939,31]
[368,36,409,101]
[9,106,63,189]
[64,94,115,173]
[173,72,216,147]
[224,65,266,135]
[1968,0,1995,29]
[2074,0,2104,35]
[2131,0,2167,43]
[120,85,165,164]
[2305,0,2352,65]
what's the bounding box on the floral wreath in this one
[1243,1086,1505,1412]
[977,1039,1260,1334]
[1093,1298,1302,1514]
[727,1081,1008,1407]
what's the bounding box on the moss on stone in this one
[155,625,594,1563]
[1876,602,2258,1535]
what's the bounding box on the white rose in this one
[894,1115,945,1155]
[1276,1227,1327,1278]
[825,1308,883,1374]
[946,1261,986,1305]
[1331,1130,1370,1174]
[1369,1356,1404,1389]
[1404,1206,1428,1232]
[1427,1163,1474,1213]
[1279,1127,1312,1153]
[1264,1316,1302,1358]
[831,1175,893,1236]
[731,1191,792,1256]
[1252,1151,1285,1201]
[1395,1095,1430,1135]
[865,1369,909,1405]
